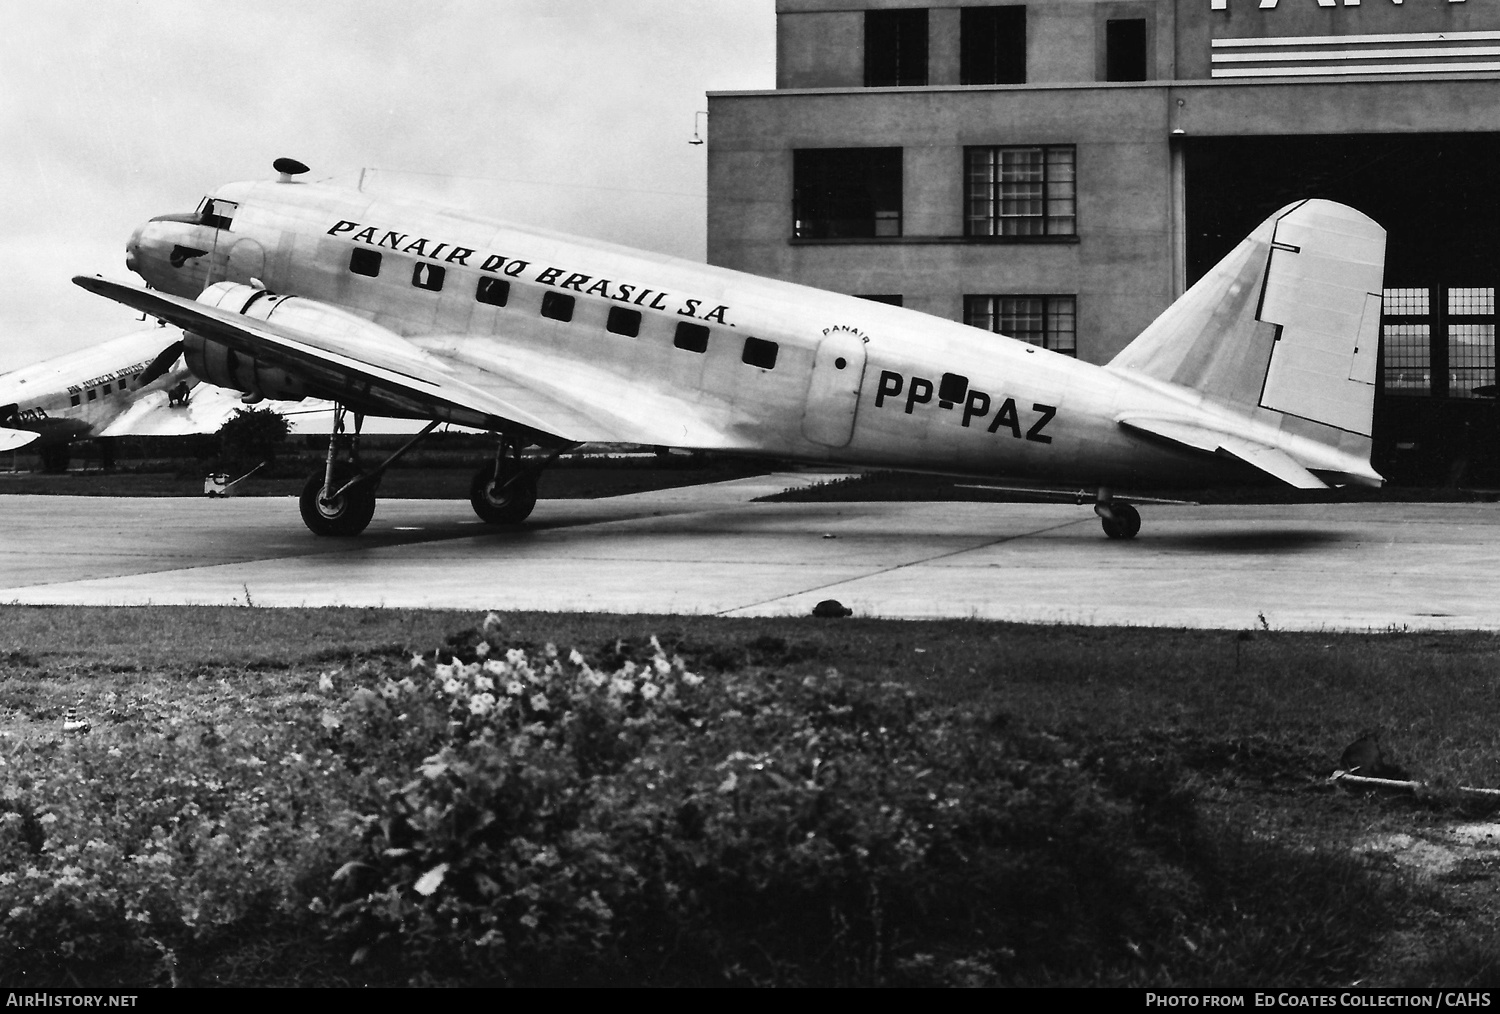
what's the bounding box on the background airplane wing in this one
[0,427,40,452]
[98,384,257,438]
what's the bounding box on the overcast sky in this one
[0,0,775,372]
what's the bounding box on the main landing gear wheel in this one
[1101,501,1141,540]
[470,461,538,525]
[300,466,377,537]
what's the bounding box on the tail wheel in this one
[470,461,538,524]
[299,466,376,537]
[1101,501,1141,540]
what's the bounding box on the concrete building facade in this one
[706,0,1500,482]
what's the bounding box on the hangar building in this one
[705,0,1500,484]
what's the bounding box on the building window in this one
[865,8,928,87]
[794,148,903,240]
[966,146,1076,238]
[742,337,778,370]
[607,307,641,337]
[541,291,574,322]
[1448,287,1496,398]
[1383,286,1497,398]
[476,277,510,306]
[964,295,1077,356]
[675,322,709,353]
[856,294,903,306]
[961,6,1026,85]
[412,263,445,291]
[1105,19,1148,81]
[349,248,381,277]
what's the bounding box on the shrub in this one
[323,625,1210,985]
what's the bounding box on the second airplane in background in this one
[77,158,1386,538]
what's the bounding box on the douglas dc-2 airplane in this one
[75,158,1385,538]
[0,327,262,470]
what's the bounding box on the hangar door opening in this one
[1183,133,1500,486]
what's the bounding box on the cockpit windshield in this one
[197,197,238,230]
[148,196,238,229]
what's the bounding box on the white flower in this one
[475,641,491,658]
[469,693,495,716]
[640,681,661,701]
[474,675,494,692]
[410,654,427,670]
[529,693,550,712]
[484,659,506,676]
[507,680,525,696]
[569,649,586,666]
[681,672,704,687]
[317,672,334,693]
[610,677,634,696]
[443,678,463,696]
[506,648,527,666]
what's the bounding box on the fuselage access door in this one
[802,326,869,447]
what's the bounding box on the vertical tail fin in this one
[1109,200,1386,442]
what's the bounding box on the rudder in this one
[1109,200,1386,438]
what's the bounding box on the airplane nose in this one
[125,225,144,276]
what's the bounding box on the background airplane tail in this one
[1108,200,1386,446]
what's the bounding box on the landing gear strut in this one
[298,406,442,537]
[299,405,376,537]
[1094,488,1141,540]
[470,434,551,525]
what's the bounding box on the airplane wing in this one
[72,276,600,445]
[98,384,256,438]
[0,427,40,452]
[1117,415,1327,489]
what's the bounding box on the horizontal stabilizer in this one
[0,427,40,452]
[1118,415,1327,489]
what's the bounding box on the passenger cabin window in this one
[70,394,80,407]
[197,197,238,230]
[541,291,575,322]
[793,148,903,239]
[742,337,779,370]
[865,8,928,87]
[938,373,969,405]
[102,384,111,396]
[961,6,1027,85]
[87,389,97,402]
[1106,19,1148,82]
[412,263,445,291]
[350,249,382,277]
[607,307,641,337]
[476,278,510,306]
[674,322,710,353]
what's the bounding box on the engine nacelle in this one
[183,282,415,402]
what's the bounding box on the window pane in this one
[742,337,778,370]
[1449,287,1495,315]
[476,277,510,306]
[1448,323,1495,398]
[794,148,903,239]
[964,294,1077,356]
[961,6,1026,85]
[675,322,709,353]
[1105,19,1148,82]
[412,263,445,291]
[865,9,928,87]
[966,146,1075,238]
[349,248,381,277]
[1382,323,1430,395]
[607,306,641,337]
[541,291,574,322]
